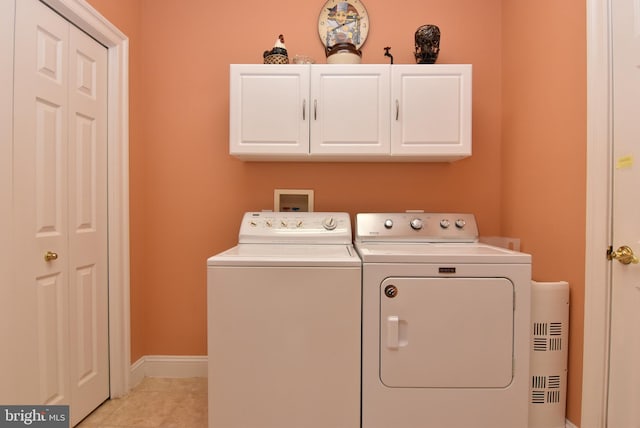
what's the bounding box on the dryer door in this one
[380,277,514,388]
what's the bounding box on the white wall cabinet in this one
[229,64,472,162]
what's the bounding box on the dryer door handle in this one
[387,316,409,349]
[387,316,400,349]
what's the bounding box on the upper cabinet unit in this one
[229,64,472,162]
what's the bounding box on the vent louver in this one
[532,322,564,352]
[531,375,562,404]
[531,390,546,404]
[550,322,562,335]
[547,390,561,404]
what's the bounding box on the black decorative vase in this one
[414,24,440,64]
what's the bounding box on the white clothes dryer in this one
[207,212,361,428]
[355,212,532,428]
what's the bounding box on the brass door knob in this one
[44,251,58,262]
[608,245,639,265]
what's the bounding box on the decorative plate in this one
[318,0,369,50]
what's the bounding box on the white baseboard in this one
[129,355,208,388]
[566,419,578,428]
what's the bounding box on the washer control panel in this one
[355,212,478,243]
[239,212,353,244]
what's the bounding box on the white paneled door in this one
[608,0,640,425]
[12,0,109,425]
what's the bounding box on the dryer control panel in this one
[355,212,478,243]
[239,212,353,244]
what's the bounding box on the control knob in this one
[455,219,466,229]
[322,216,337,230]
[384,219,394,229]
[440,219,450,229]
[410,218,424,230]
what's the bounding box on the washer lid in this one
[208,244,361,267]
[355,242,531,264]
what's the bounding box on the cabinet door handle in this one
[395,99,400,121]
[302,99,306,120]
[314,99,318,121]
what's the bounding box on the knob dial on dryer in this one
[410,218,424,230]
[455,219,466,229]
[384,219,394,229]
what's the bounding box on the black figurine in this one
[414,25,440,64]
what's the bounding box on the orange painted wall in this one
[501,2,586,425]
[88,0,586,425]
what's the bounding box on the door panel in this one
[229,65,310,155]
[13,0,70,405]
[35,99,65,235]
[379,277,514,388]
[608,0,640,425]
[67,22,109,424]
[36,273,67,404]
[209,266,361,428]
[10,0,109,424]
[391,65,472,156]
[400,76,461,142]
[310,65,390,154]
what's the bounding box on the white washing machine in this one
[207,212,361,428]
[355,212,532,428]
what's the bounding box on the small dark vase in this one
[414,24,440,64]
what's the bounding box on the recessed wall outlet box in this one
[274,189,314,212]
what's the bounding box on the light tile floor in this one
[76,377,207,428]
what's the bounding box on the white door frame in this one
[583,0,613,426]
[39,0,131,398]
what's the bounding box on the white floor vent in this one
[529,281,569,428]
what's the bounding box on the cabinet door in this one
[230,65,310,158]
[310,65,390,156]
[391,65,472,160]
